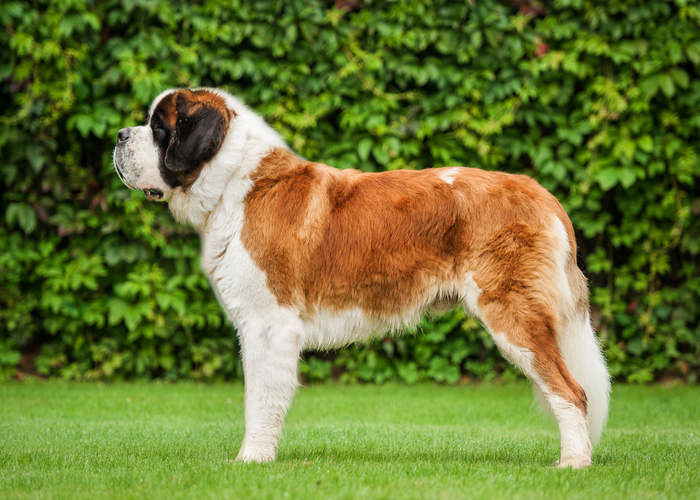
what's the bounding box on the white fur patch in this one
[461,272,483,320]
[550,217,574,317]
[302,307,382,350]
[491,332,535,371]
[438,167,461,186]
[113,125,170,195]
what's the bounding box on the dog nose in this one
[117,128,131,143]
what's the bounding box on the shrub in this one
[1,0,699,383]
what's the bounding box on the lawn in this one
[0,381,698,499]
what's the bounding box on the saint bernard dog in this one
[113,88,611,468]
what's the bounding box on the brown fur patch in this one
[242,149,583,314]
[242,149,473,315]
[151,92,178,130]
[241,147,588,412]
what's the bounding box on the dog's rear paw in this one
[235,454,274,463]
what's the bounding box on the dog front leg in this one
[235,318,303,463]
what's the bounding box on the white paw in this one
[235,444,276,463]
[553,457,592,469]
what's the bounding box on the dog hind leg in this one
[480,297,593,469]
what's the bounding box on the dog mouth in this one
[114,161,137,190]
[143,188,164,201]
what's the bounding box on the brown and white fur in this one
[114,88,611,468]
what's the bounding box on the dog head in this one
[113,88,233,201]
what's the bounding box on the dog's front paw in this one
[553,457,592,469]
[235,453,275,463]
[235,442,277,463]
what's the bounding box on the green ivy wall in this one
[1,0,699,383]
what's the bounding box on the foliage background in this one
[1,0,699,384]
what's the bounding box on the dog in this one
[114,88,611,468]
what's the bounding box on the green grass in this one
[0,382,698,499]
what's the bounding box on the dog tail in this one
[554,307,611,445]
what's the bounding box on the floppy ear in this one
[165,91,230,172]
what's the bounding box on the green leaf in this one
[686,43,700,65]
[357,138,373,162]
[470,30,482,49]
[638,75,660,99]
[670,68,689,89]
[25,144,46,173]
[658,73,675,97]
[6,202,37,234]
[74,115,93,138]
[428,357,460,384]
[637,135,653,153]
[595,168,618,191]
[123,306,143,331]
[372,143,390,165]
[618,168,636,188]
[108,299,129,326]
[91,119,107,138]
[397,362,420,384]
[619,139,636,160]
[0,341,21,367]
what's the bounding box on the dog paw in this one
[553,457,592,469]
[235,446,276,463]
[235,454,274,463]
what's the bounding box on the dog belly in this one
[301,306,425,350]
[302,307,390,350]
[299,277,478,350]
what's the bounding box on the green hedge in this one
[1,0,699,383]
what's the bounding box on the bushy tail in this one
[555,313,611,444]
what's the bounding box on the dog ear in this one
[165,90,230,173]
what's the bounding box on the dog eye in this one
[152,126,165,140]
